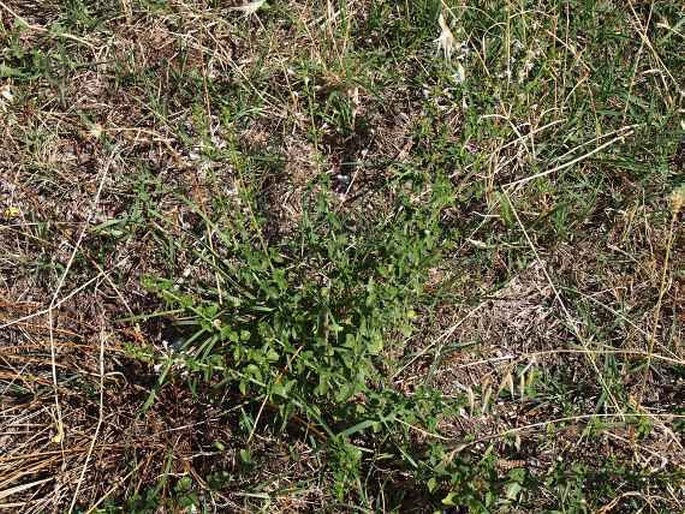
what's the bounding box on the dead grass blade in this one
[0,477,53,502]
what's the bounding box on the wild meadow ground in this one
[0,0,683,512]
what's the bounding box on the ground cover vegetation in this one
[0,0,683,512]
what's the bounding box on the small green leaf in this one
[441,491,458,506]
[0,64,24,78]
[239,448,252,463]
[505,481,523,500]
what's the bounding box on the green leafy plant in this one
[143,171,462,499]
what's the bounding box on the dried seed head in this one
[435,13,457,61]
[228,0,267,15]
[671,185,685,215]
